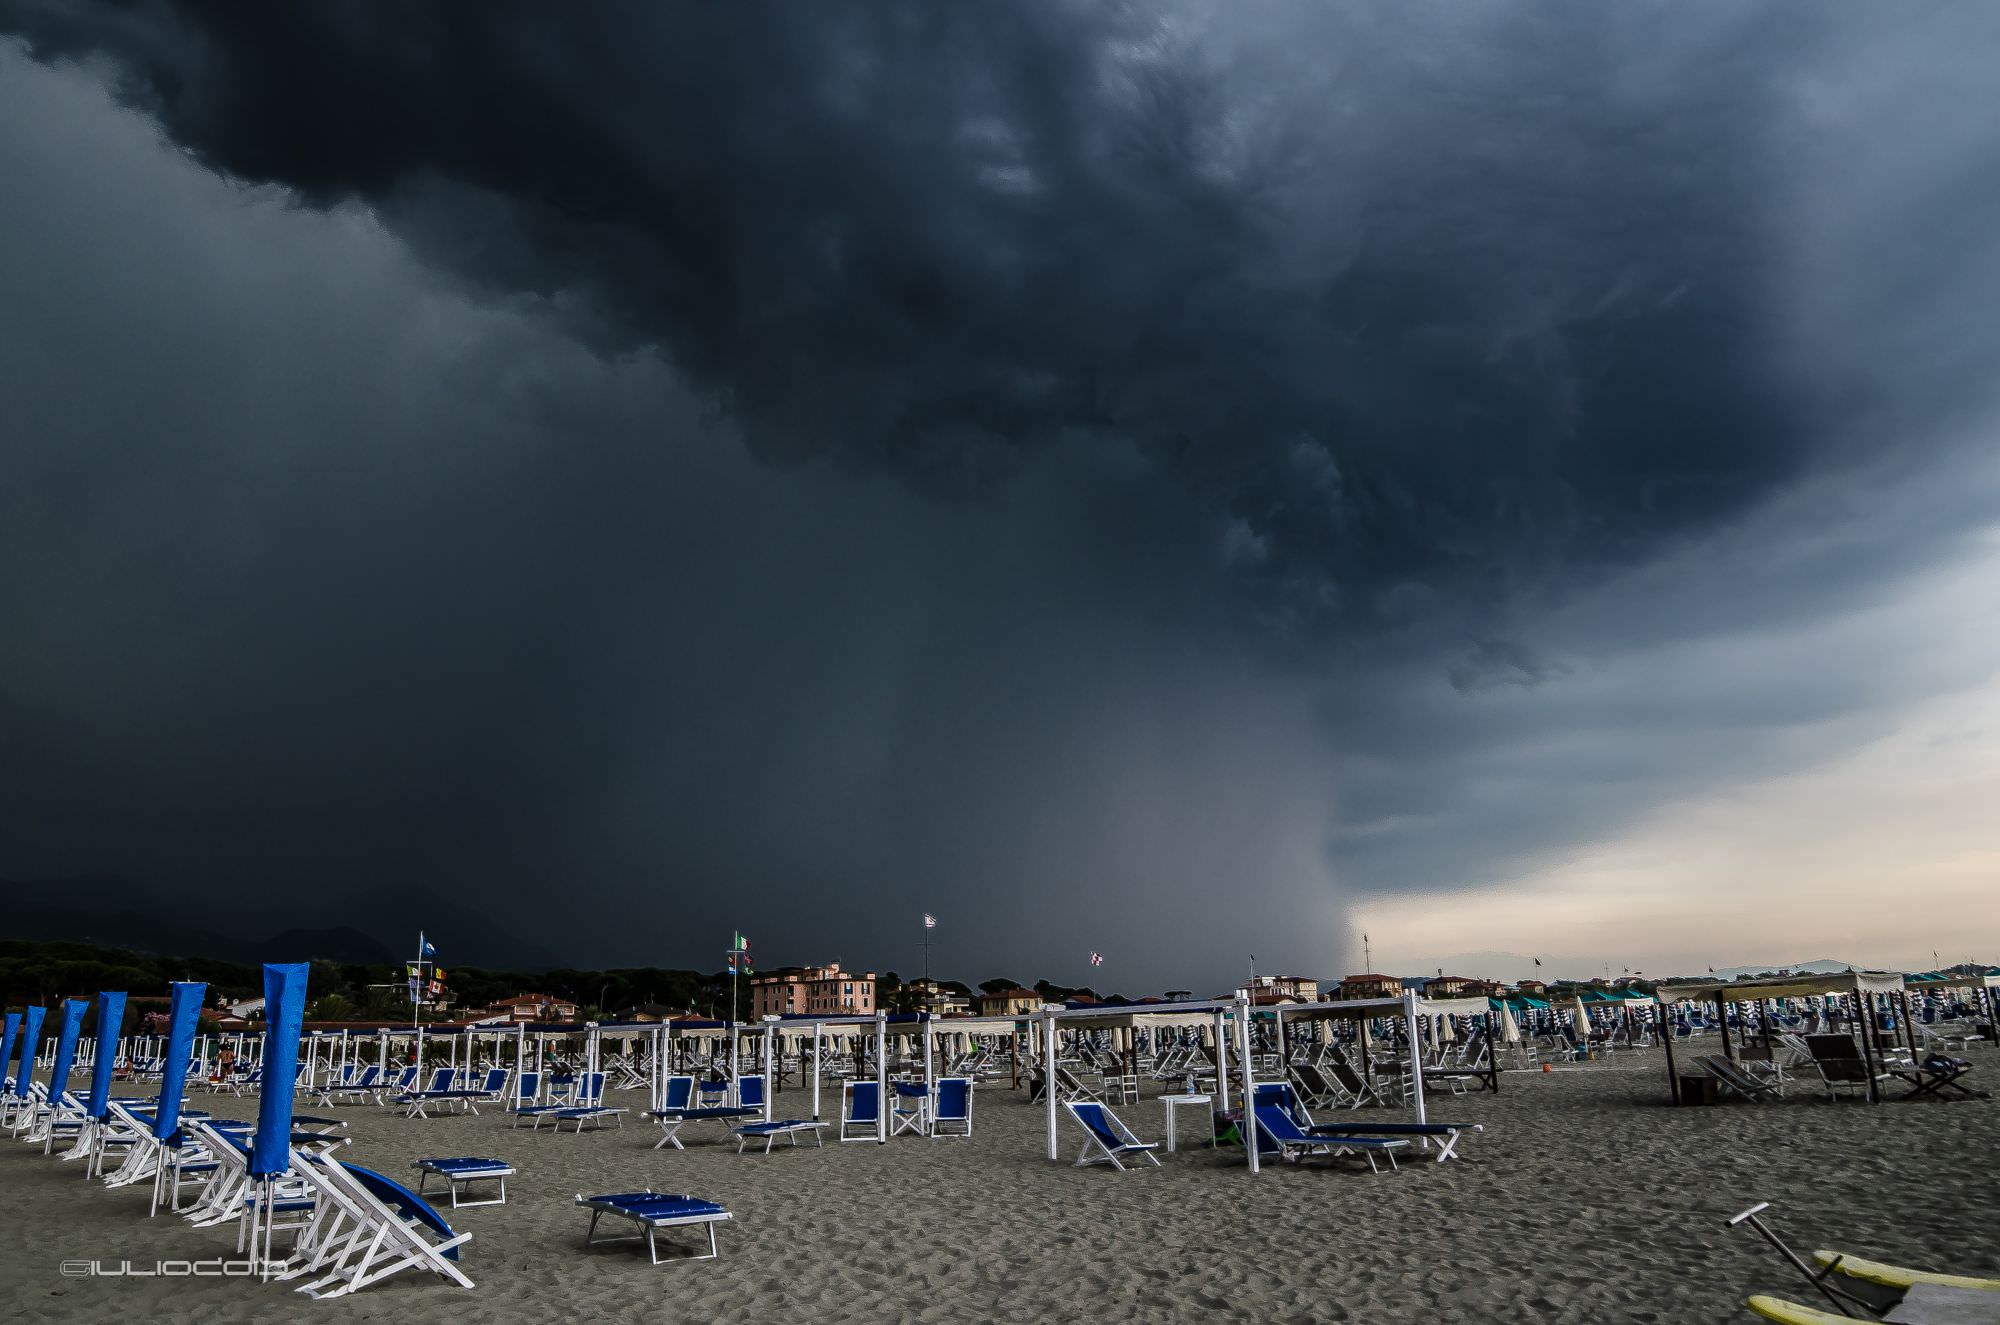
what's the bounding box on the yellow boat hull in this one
[1816,1249,2000,1293]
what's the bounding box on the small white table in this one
[1158,1094,1212,1153]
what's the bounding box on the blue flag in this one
[153,982,207,1142]
[86,992,126,1119]
[14,1006,47,1100]
[0,1012,19,1094]
[47,999,90,1102]
[250,963,309,1176]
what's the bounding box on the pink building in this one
[750,963,877,1018]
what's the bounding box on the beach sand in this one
[3,1047,1995,1323]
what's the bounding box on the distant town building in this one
[1246,974,1319,1004]
[750,963,876,1018]
[484,993,579,1023]
[1517,979,1546,996]
[1335,973,1405,1000]
[903,978,971,1017]
[974,987,1042,1018]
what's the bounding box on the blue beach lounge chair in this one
[286,1153,474,1297]
[412,1156,514,1208]
[1254,1104,1408,1173]
[575,1190,732,1265]
[840,1081,882,1142]
[932,1078,974,1139]
[1064,1101,1160,1171]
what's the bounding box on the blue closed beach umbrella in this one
[46,999,90,1102]
[86,992,127,1120]
[250,963,310,1176]
[0,1012,21,1093]
[14,1006,47,1099]
[153,982,207,1142]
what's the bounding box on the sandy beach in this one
[4,1048,1995,1324]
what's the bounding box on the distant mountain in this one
[5,874,559,970]
[257,926,401,965]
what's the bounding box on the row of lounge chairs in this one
[1061,1086,1481,1173]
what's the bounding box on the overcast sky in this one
[3,4,1997,989]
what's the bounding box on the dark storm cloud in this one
[3,0,1821,633]
[4,4,1999,986]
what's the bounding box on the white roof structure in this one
[1655,969,1905,1004]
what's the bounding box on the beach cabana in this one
[1654,970,1906,1104]
[1039,991,1430,1174]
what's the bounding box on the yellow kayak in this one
[1816,1250,2000,1292]
[1746,1295,1853,1324]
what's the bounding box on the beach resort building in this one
[750,963,876,1018]
[484,993,579,1023]
[902,978,972,1016]
[1335,973,1405,1000]
[1246,974,1319,1003]
[974,987,1043,1017]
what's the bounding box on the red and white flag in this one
[1089,951,1103,967]
[923,913,937,929]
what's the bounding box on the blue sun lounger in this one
[731,1119,828,1153]
[395,1068,461,1118]
[1305,1119,1482,1162]
[423,1068,511,1116]
[576,1191,731,1265]
[1254,1105,1408,1173]
[516,1072,610,1129]
[413,1156,514,1207]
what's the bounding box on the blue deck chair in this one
[840,1081,881,1142]
[545,1073,623,1133]
[287,1153,473,1297]
[320,1064,382,1106]
[1254,1105,1408,1173]
[514,1070,605,1127]
[932,1078,973,1139]
[655,1075,694,1112]
[377,1066,419,1106]
[736,1075,766,1112]
[892,1080,930,1136]
[1064,1101,1161,1171]
[648,1075,696,1150]
[1305,1118,1482,1162]
[397,1067,461,1118]
[432,1067,510,1115]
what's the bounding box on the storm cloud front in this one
[3,2,1998,986]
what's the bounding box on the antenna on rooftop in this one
[1363,933,1372,972]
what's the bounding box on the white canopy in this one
[1656,970,1905,1004]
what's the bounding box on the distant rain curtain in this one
[46,998,90,1101]
[0,1012,21,1093]
[153,982,208,1141]
[86,992,127,1119]
[250,963,309,1175]
[14,1005,46,1099]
